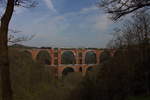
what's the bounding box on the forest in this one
[0,0,150,100]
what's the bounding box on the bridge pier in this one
[20,48,115,77]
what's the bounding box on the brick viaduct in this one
[20,48,115,77]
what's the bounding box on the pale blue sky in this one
[8,0,115,48]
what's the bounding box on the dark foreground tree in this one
[0,1,15,100]
[0,0,36,100]
[98,0,150,20]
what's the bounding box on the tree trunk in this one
[0,0,14,100]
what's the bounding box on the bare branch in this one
[8,29,35,44]
[98,0,150,20]
[109,12,150,48]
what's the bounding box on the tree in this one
[98,0,150,20]
[0,0,36,100]
[109,12,150,95]
[8,29,35,45]
[109,12,150,48]
[69,12,150,100]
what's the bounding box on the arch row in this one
[22,48,115,65]
[57,64,96,77]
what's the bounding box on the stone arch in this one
[85,51,97,64]
[99,51,111,63]
[36,50,51,65]
[62,67,74,76]
[61,51,76,64]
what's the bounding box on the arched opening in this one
[36,50,51,65]
[61,51,76,64]
[62,67,74,76]
[99,51,111,63]
[85,51,97,64]
[87,67,93,72]
[79,67,82,72]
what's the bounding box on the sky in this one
[8,0,116,48]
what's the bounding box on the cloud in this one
[93,14,112,32]
[80,6,99,13]
[14,5,113,48]
[43,0,57,12]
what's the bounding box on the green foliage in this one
[1,45,149,100]
[69,46,150,100]
[0,48,82,100]
[8,49,53,100]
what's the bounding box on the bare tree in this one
[0,0,36,100]
[110,12,150,48]
[98,0,150,20]
[109,12,150,94]
[8,29,35,44]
